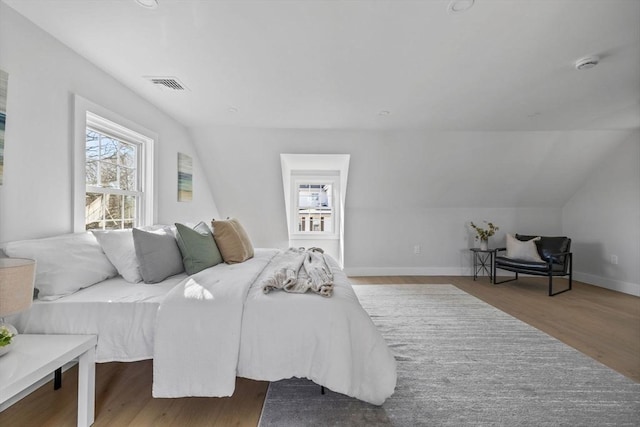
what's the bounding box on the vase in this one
[0,341,12,357]
[479,239,488,250]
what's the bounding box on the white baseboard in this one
[344,267,639,297]
[573,272,640,297]
[345,267,468,277]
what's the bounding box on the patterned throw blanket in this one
[262,247,334,297]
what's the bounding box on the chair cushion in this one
[516,235,570,264]
[495,256,549,272]
[495,256,567,274]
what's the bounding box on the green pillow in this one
[174,222,223,275]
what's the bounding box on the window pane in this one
[85,114,146,232]
[298,184,331,208]
[85,192,104,228]
[120,166,136,191]
[86,161,98,185]
[296,183,333,233]
[86,130,101,161]
[100,161,118,188]
[123,195,136,220]
[105,194,122,222]
[100,135,118,163]
[119,142,136,168]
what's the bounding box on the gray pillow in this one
[175,222,223,275]
[132,227,184,283]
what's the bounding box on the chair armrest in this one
[495,247,507,253]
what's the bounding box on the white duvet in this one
[21,248,397,405]
[152,249,277,398]
[239,255,397,405]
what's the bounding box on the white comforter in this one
[240,255,397,405]
[153,248,397,405]
[152,249,278,397]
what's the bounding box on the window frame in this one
[73,95,156,232]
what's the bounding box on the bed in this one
[7,228,397,406]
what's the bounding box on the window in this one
[280,154,349,267]
[84,112,152,230]
[296,183,334,233]
[292,176,338,236]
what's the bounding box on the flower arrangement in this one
[470,221,499,241]
[0,325,14,348]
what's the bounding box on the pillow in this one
[175,222,223,275]
[516,234,570,264]
[211,218,254,264]
[506,234,544,262]
[132,227,184,283]
[4,232,118,300]
[92,229,142,283]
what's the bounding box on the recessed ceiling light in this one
[575,55,600,70]
[135,0,158,9]
[448,0,475,14]
[228,107,239,113]
[378,110,391,116]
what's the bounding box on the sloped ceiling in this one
[3,0,639,131]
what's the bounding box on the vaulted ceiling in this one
[3,0,639,131]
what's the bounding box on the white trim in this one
[344,267,468,277]
[344,266,640,297]
[573,272,640,297]
[73,95,156,232]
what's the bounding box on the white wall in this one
[0,3,219,243]
[562,133,640,296]
[191,126,631,276]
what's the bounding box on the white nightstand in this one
[0,334,97,427]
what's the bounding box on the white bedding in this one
[17,248,397,405]
[18,274,186,362]
[239,255,397,405]
[153,249,278,398]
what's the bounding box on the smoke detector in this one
[448,0,475,14]
[575,56,600,70]
[144,76,189,91]
[135,0,158,9]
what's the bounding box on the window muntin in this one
[85,123,144,230]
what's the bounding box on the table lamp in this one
[0,258,36,340]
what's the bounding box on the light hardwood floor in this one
[1,276,638,426]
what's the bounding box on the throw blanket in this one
[152,249,278,398]
[262,247,334,297]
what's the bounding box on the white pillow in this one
[5,232,118,300]
[92,230,142,283]
[506,234,543,262]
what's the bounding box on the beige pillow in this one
[211,218,254,264]
[506,234,543,262]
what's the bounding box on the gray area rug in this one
[258,285,640,426]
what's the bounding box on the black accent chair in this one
[493,234,572,296]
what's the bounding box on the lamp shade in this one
[0,258,36,317]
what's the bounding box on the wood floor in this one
[1,276,638,426]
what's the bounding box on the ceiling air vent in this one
[144,76,189,91]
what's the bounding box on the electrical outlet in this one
[414,245,421,255]
[610,255,618,265]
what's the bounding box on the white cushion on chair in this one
[506,234,544,262]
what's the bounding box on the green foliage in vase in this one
[470,221,499,241]
[0,325,14,347]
